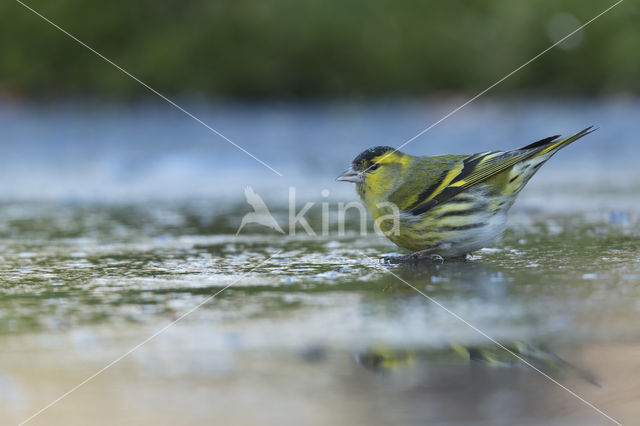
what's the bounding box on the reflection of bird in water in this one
[356,342,599,386]
[236,186,285,235]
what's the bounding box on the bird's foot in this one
[382,250,445,265]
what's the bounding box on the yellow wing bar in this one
[408,126,596,215]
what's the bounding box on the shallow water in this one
[1,98,640,425]
[1,200,639,425]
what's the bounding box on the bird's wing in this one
[407,126,595,216]
[405,151,520,215]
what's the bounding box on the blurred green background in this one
[1,0,637,98]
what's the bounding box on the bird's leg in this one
[382,247,445,264]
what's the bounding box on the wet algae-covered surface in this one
[1,199,639,425]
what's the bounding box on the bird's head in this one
[336,146,410,198]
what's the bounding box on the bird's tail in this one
[535,126,598,157]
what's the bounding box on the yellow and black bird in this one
[337,127,596,262]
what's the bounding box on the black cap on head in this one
[352,146,394,170]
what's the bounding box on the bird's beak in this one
[336,166,363,183]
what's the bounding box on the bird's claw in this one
[382,252,444,265]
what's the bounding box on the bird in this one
[337,126,596,262]
[355,341,599,386]
[236,186,285,235]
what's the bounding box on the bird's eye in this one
[369,162,380,171]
